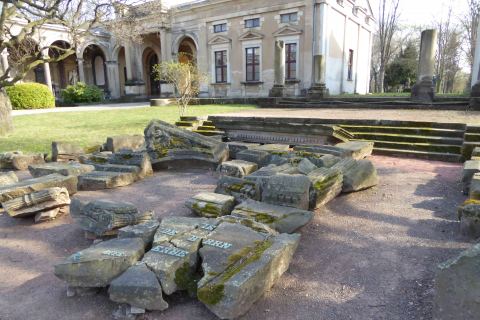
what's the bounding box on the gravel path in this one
[0,156,473,320]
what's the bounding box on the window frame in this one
[245,46,261,82]
[280,12,298,24]
[214,50,228,83]
[285,43,297,80]
[245,18,260,28]
[213,23,227,33]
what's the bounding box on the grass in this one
[0,104,256,154]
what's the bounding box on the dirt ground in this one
[213,108,480,125]
[0,156,474,320]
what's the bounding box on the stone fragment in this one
[232,199,313,233]
[92,163,141,174]
[315,154,341,168]
[342,159,378,193]
[469,173,480,200]
[52,142,85,162]
[77,171,137,190]
[236,149,271,167]
[108,262,168,311]
[79,152,112,165]
[0,173,77,202]
[457,201,480,238]
[198,229,300,319]
[70,199,153,236]
[226,142,260,159]
[105,135,145,152]
[307,167,343,209]
[2,187,70,219]
[297,158,317,175]
[217,160,258,178]
[293,145,351,158]
[471,146,480,160]
[330,157,357,174]
[261,174,311,210]
[108,150,153,178]
[335,141,374,160]
[185,192,235,218]
[34,207,68,223]
[251,144,290,153]
[54,238,145,287]
[216,215,278,235]
[152,216,219,247]
[462,160,480,194]
[0,151,45,170]
[28,162,95,178]
[144,120,229,167]
[215,176,261,203]
[433,243,480,320]
[118,220,160,246]
[0,171,18,186]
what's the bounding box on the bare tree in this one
[375,0,401,93]
[461,0,480,75]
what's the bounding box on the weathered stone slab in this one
[330,157,357,174]
[315,154,341,168]
[118,220,160,246]
[293,145,351,158]
[105,135,145,152]
[236,149,271,167]
[297,158,317,175]
[0,171,18,186]
[198,230,300,319]
[144,120,229,167]
[108,151,153,178]
[52,142,85,162]
[342,159,378,193]
[215,176,261,203]
[471,146,480,160]
[261,174,311,210]
[108,262,168,311]
[35,206,68,223]
[0,151,45,170]
[217,160,258,178]
[251,144,290,153]
[217,215,278,235]
[77,171,137,190]
[2,187,70,219]
[469,173,480,200]
[54,238,145,287]
[0,173,77,203]
[433,243,480,320]
[308,167,343,209]
[226,142,260,159]
[70,199,153,236]
[463,160,480,194]
[79,152,112,165]
[335,141,374,160]
[457,201,480,238]
[28,162,95,178]
[91,163,140,174]
[152,216,219,247]
[185,192,235,218]
[232,199,312,233]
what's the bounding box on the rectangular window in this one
[348,49,354,81]
[245,47,260,82]
[245,18,260,28]
[280,13,298,23]
[215,50,228,83]
[213,23,227,33]
[285,43,297,80]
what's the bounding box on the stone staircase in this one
[462,126,480,160]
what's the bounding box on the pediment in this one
[208,35,231,45]
[238,30,264,41]
[273,25,303,37]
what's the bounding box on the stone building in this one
[2,0,374,99]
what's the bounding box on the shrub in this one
[61,82,104,104]
[6,83,55,110]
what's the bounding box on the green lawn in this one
[0,104,256,154]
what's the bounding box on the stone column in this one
[269,40,286,97]
[106,61,121,99]
[411,29,438,102]
[159,29,174,97]
[470,21,480,109]
[308,2,329,99]
[77,58,86,83]
[1,49,9,77]
[41,48,53,93]
[124,42,145,96]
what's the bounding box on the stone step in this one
[351,132,464,145]
[466,126,480,133]
[373,147,463,162]
[175,121,196,127]
[197,125,217,131]
[339,125,465,137]
[202,120,215,126]
[462,142,480,160]
[464,133,480,142]
[351,139,462,154]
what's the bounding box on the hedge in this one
[6,83,55,110]
[61,82,103,104]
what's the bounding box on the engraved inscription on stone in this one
[159,227,177,236]
[151,245,188,258]
[187,235,200,242]
[71,252,82,262]
[102,249,127,257]
[200,223,216,231]
[203,238,232,249]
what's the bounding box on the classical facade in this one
[2,0,374,99]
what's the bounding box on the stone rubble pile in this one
[0,151,45,170]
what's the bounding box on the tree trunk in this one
[378,66,386,93]
[0,88,13,136]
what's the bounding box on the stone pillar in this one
[159,29,174,97]
[77,58,85,83]
[42,48,53,93]
[124,42,145,96]
[1,49,9,77]
[269,40,286,97]
[106,61,121,99]
[308,2,329,99]
[469,21,480,109]
[411,29,437,102]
